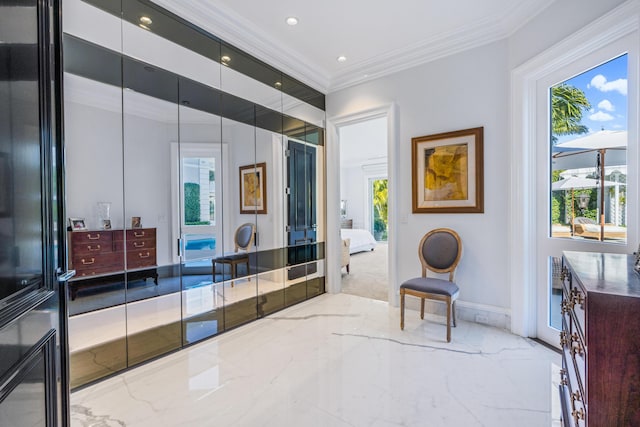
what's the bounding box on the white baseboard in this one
[403,298,511,330]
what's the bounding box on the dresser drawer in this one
[70,230,113,246]
[126,228,156,240]
[126,248,156,269]
[72,252,124,277]
[114,237,156,252]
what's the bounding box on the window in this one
[182,157,215,226]
[550,54,628,243]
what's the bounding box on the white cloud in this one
[597,99,615,112]
[589,111,614,121]
[589,74,627,95]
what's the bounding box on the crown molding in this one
[150,0,330,93]
[150,0,556,94]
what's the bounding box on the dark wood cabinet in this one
[68,228,157,299]
[560,251,640,427]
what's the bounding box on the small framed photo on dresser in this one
[131,216,142,229]
[69,218,87,231]
[102,219,112,230]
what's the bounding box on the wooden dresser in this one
[68,228,157,298]
[559,251,640,427]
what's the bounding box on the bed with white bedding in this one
[340,228,377,254]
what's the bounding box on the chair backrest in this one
[235,223,255,252]
[418,228,462,281]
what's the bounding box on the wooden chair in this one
[212,223,255,286]
[400,228,462,342]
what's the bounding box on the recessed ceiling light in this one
[221,55,231,65]
[286,17,298,26]
[139,16,152,26]
[337,55,347,63]
[274,81,282,88]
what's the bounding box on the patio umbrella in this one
[552,130,628,241]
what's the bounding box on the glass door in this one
[535,43,634,345]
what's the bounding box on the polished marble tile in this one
[71,293,561,426]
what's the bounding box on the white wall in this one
[327,0,630,326]
[508,0,627,69]
[328,40,510,310]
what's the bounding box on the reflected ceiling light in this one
[221,55,231,66]
[139,16,152,30]
[274,81,282,88]
[337,55,347,62]
[286,17,298,26]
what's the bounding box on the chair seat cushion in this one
[400,277,459,297]
[216,252,249,262]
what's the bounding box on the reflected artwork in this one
[239,162,267,214]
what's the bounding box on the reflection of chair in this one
[399,228,462,343]
[341,238,351,274]
[212,223,255,286]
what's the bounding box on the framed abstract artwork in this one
[412,127,484,213]
[239,162,267,214]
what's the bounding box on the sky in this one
[554,53,628,145]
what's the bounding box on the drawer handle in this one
[133,242,145,248]
[559,369,568,386]
[571,289,585,308]
[572,408,585,421]
[560,266,568,281]
[571,338,584,356]
[134,231,145,238]
[87,233,101,240]
[559,331,569,347]
[138,252,150,259]
[87,245,101,252]
[81,258,95,265]
[571,390,582,404]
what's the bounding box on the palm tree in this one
[551,83,591,142]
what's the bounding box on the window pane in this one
[550,54,627,243]
[182,157,215,226]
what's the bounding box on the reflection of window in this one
[549,54,628,243]
[183,158,215,226]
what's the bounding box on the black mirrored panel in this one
[0,0,44,306]
[122,66,182,365]
[255,127,286,316]
[220,117,258,330]
[63,59,127,386]
[178,97,224,345]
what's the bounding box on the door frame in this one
[509,1,639,337]
[326,103,399,305]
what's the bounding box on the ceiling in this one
[152,0,556,93]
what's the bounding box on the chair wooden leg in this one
[446,297,452,343]
[452,300,457,328]
[346,264,349,274]
[400,290,405,330]
[420,298,425,319]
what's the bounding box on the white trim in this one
[509,0,640,337]
[327,104,399,305]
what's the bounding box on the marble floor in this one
[70,293,562,426]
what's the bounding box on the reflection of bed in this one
[340,228,377,254]
[573,217,627,240]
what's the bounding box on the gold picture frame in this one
[412,127,484,213]
[239,162,267,214]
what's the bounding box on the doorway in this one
[338,117,389,302]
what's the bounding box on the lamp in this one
[578,193,589,210]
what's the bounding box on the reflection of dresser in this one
[559,251,640,427]
[68,228,158,299]
[69,228,156,277]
